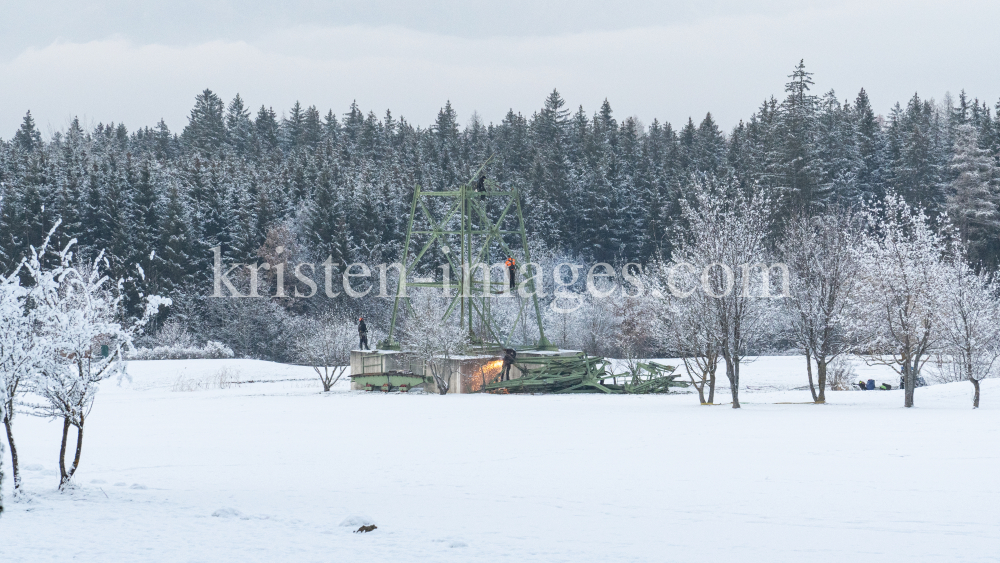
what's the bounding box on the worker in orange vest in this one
[505,257,516,290]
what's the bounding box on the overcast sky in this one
[2,0,999,139]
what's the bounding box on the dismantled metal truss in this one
[481,354,688,394]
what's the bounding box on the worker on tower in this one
[476,174,487,200]
[358,317,369,350]
[505,256,516,290]
[500,348,517,381]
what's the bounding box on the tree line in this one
[0,60,998,355]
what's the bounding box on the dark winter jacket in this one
[358,320,367,335]
[503,348,517,365]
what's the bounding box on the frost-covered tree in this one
[849,194,949,408]
[398,292,468,395]
[613,287,660,379]
[672,180,776,408]
[780,210,859,403]
[576,293,621,358]
[648,259,721,405]
[0,253,41,495]
[934,249,1000,408]
[295,320,355,392]
[25,238,168,489]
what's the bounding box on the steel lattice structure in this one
[385,160,553,350]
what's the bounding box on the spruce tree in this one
[130,158,162,299]
[226,94,253,155]
[530,90,572,246]
[816,91,861,205]
[283,101,306,152]
[304,161,352,265]
[777,60,824,216]
[853,88,885,202]
[158,180,194,294]
[946,124,1000,267]
[13,111,43,153]
[302,105,322,150]
[253,105,280,154]
[154,119,177,160]
[322,110,340,145]
[694,113,727,173]
[183,89,227,153]
[889,94,947,214]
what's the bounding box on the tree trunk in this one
[68,423,84,482]
[682,358,706,404]
[904,383,915,407]
[972,378,980,409]
[58,416,85,490]
[708,365,716,404]
[726,355,741,409]
[805,349,818,402]
[816,358,827,403]
[432,366,449,395]
[4,417,20,491]
[332,366,348,388]
[316,366,333,392]
[904,366,915,408]
[59,417,71,488]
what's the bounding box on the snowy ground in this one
[2,356,998,562]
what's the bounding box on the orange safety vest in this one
[505,257,515,268]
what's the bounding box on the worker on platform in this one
[505,256,516,290]
[501,348,517,381]
[358,317,369,350]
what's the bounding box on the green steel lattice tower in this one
[385,161,553,351]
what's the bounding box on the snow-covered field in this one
[2,356,998,562]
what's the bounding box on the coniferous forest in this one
[2,61,999,359]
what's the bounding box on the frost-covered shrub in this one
[128,341,235,360]
[171,366,241,392]
[154,319,196,348]
[827,356,858,391]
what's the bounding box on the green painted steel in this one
[350,371,428,392]
[480,354,688,394]
[384,157,553,350]
[376,158,682,395]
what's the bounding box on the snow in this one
[2,356,998,562]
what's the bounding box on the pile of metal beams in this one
[481,353,687,394]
